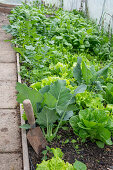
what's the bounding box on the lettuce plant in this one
[69,108,113,148]
[36,148,87,170]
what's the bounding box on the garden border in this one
[17,52,30,170]
[0,3,16,13]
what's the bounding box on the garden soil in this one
[0,12,23,170]
[28,127,113,170]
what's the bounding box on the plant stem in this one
[53,111,66,137]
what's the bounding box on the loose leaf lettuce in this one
[70,108,113,148]
[36,148,87,170]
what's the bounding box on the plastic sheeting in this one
[0,0,30,5]
[44,0,113,30]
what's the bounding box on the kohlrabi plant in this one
[73,57,111,91]
[16,80,87,142]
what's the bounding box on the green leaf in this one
[73,57,82,84]
[69,116,80,134]
[19,124,31,129]
[44,93,57,108]
[73,160,87,170]
[74,84,87,96]
[83,120,97,128]
[96,141,104,148]
[49,80,72,114]
[51,148,63,158]
[79,129,89,139]
[16,82,43,113]
[94,81,103,91]
[63,111,73,121]
[2,25,12,33]
[96,63,111,79]
[98,127,112,145]
[82,61,93,85]
[39,85,50,94]
[36,106,58,127]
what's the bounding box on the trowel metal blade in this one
[27,126,47,154]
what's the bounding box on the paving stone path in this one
[0,12,23,170]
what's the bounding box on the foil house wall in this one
[0,0,26,5]
[43,0,113,31]
[0,0,112,30]
[88,0,113,30]
[0,0,34,5]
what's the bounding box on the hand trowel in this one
[23,99,47,154]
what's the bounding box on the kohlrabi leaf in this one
[16,82,43,113]
[39,85,50,94]
[96,63,111,79]
[63,111,74,121]
[44,92,57,108]
[82,61,93,85]
[36,106,58,127]
[49,80,72,114]
[74,84,87,96]
[73,57,82,84]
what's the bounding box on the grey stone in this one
[0,153,22,170]
[0,81,17,108]
[0,63,17,81]
[0,50,16,62]
[0,109,21,152]
[0,41,14,51]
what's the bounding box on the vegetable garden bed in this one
[4,1,113,169]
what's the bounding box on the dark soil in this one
[28,126,113,170]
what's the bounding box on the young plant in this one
[36,148,87,170]
[16,80,87,142]
[69,108,113,148]
[16,80,76,141]
[73,57,111,91]
[36,80,73,142]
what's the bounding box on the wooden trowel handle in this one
[23,99,35,126]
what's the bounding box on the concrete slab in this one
[0,40,14,51]
[0,109,21,152]
[0,50,16,62]
[0,27,12,37]
[0,20,9,26]
[0,63,17,81]
[0,20,9,27]
[0,81,17,108]
[0,153,22,170]
[0,32,12,40]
